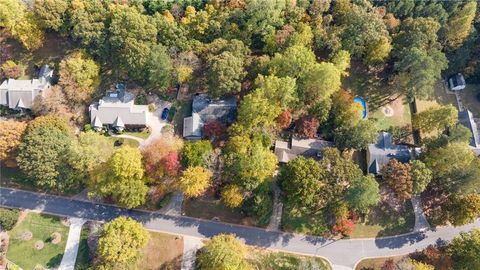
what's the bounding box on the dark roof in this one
[367,132,411,174]
[458,110,480,148]
[274,137,334,163]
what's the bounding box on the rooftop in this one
[274,137,334,163]
[367,132,412,174]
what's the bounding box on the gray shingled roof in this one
[0,65,53,109]
[274,137,334,163]
[367,132,412,174]
[458,110,480,148]
[183,95,237,138]
[89,94,148,127]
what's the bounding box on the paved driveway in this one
[1,188,479,269]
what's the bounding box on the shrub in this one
[148,104,156,112]
[134,93,147,105]
[84,124,92,131]
[0,209,20,230]
[1,61,23,79]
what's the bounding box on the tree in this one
[181,140,213,168]
[299,62,341,105]
[254,75,297,109]
[331,50,350,76]
[0,209,19,231]
[142,137,183,179]
[108,5,157,80]
[17,126,74,189]
[236,90,281,132]
[178,166,212,197]
[448,229,480,270]
[67,131,113,176]
[34,0,68,31]
[162,151,180,177]
[26,114,71,134]
[89,146,148,208]
[446,194,480,226]
[1,60,23,79]
[0,0,45,50]
[221,184,244,208]
[223,135,277,191]
[207,51,246,97]
[334,119,378,150]
[332,218,355,237]
[203,120,227,139]
[147,44,173,91]
[423,142,476,190]
[59,50,100,104]
[345,174,380,215]
[276,110,292,129]
[269,45,316,79]
[31,86,73,120]
[278,156,325,209]
[0,120,27,161]
[410,160,432,195]
[381,159,412,200]
[296,115,319,138]
[69,0,109,49]
[412,105,458,135]
[198,234,251,270]
[96,217,149,268]
[443,1,477,50]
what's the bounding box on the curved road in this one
[1,187,478,269]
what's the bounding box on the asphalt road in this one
[1,187,479,269]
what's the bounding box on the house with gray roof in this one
[0,65,53,110]
[367,132,413,175]
[458,109,480,155]
[183,94,237,140]
[274,137,334,163]
[89,85,148,132]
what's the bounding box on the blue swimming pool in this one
[353,97,367,119]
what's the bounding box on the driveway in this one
[142,100,170,148]
[1,187,479,269]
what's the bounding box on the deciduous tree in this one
[236,90,282,132]
[413,105,458,135]
[254,75,297,109]
[142,137,183,179]
[345,174,380,215]
[96,217,149,268]
[147,44,173,91]
[443,1,477,50]
[448,229,480,270]
[34,0,68,31]
[276,110,292,129]
[162,151,180,177]
[1,60,23,79]
[67,131,113,175]
[0,120,27,161]
[299,62,341,105]
[410,160,432,195]
[221,184,244,208]
[198,234,251,270]
[181,140,212,168]
[381,159,412,200]
[207,51,246,97]
[178,166,212,197]
[296,115,319,138]
[90,146,148,208]
[446,194,480,226]
[203,120,227,139]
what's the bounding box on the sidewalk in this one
[58,218,86,270]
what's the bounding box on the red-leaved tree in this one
[332,218,355,237]
[276,110,292,129]
[203,119,226,139]
[296,115,319,138]
[162,151,180,176]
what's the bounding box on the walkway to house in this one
[141,100,170,148]
[180,236,204,270]
[58,218,86,270]
[160,192,184,216]
[267,173,283,231]
[411,196,430,232]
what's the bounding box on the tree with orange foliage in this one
[332,218,355,237]
[203,119,226,139]
[0,120,27,162]
[276,110,292,129]
[296,115,319,138]
[162,151,180,177]
[142,137,183,179]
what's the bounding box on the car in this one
[161,107,170,120]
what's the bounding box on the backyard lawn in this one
[123,129,151,139]
[183,197,257,227]
[7,212,69,270]
[107,136,140,148]
[249,248,332,270]
[135,231,183,270]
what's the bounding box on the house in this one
[367,132,413,175]
[274,137,334,163]
[448,73,466,91]
[89,85,148,132]
[183,94,237,140]
[458,110,480,155]
[0,65,53,110]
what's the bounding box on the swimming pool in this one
[353,97,367,119]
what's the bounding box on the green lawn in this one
[7,212,69,270]
[74,227,92,270]
[350,199,415,238]
[281,205,328,236]
[250,249,332,270]
[123,129,151,139]
[107,136,140,148]
[369,97,412,131]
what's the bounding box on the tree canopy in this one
[198,234,251,270]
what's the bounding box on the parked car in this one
[161,107,170,120]
[448,73,466,91]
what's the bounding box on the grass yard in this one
[355,255,407,270]
[183,198,257,227]
[350,197,415,238]
[172,100,192,136]
[136,231,183,270]
[281,205,328,236]
[7,212,69,270]
[123,129,151,139]
[74,227,92,270]
[107,136,140,148]
[249,248,332,270]
[369,97,412,131]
